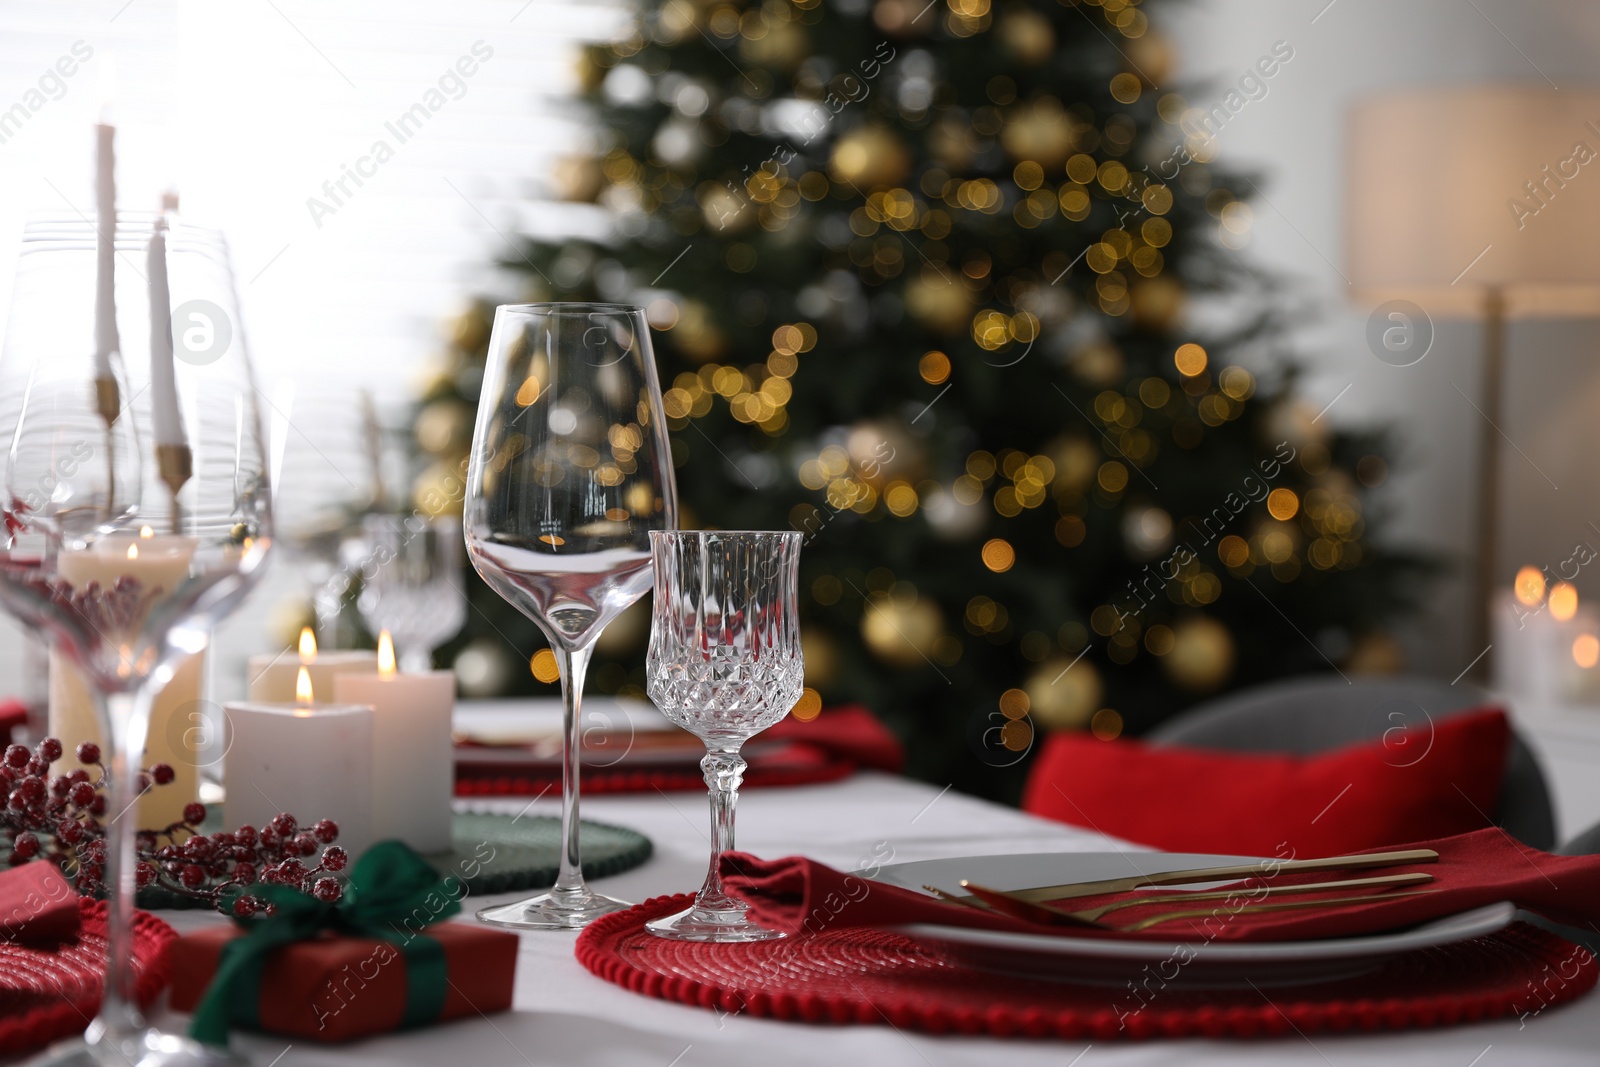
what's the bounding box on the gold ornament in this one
[1162,615,1235,692]
[740,20,809,70]
[1347,633,1406,675]
[1132,277,1186,332]
[551,155,604,203]
[414,400,474,457]
[802,626,840,687]
[673,300,727,361]
[1000,98,1075,168]
[997,9,1055,65]
[830,126,912,190]
[861,594,942,667]
[1026,658,1103,731]
[904,270,975,334]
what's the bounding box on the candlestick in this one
[48,526,202,828]
[247,627,377,704]
[93,122,120,517]
[147,213,191,530]
[225,667,374,858]
[333,630,455,853]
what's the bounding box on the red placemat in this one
[456,705,902,797]
[0,898,176,1056]
[576,894,1598,1040]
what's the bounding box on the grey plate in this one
[874,850,1516,987]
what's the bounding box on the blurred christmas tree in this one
[414,0,1433,801]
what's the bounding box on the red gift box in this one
[169,920,517,1043]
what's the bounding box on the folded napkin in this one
[762,704,904,773]
[721,828,1600,943]
[0,861,79,946]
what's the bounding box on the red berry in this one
[18,777,45,803]
[232,862,257,885]
[25,757,46,777]
[312,819,338,844]
[183,802,206,825]
[5,745,29,769]
[233,825,258,847]
[12,833,38,859]
[311,877,341,903]
[270,813,297,837]
[210,831,235,848]
[74,742,100,765]
[69,782,95,807]
[49,776,71,800]
[57,820,84,844]
[89,795,106,816]
[275,858,305,881]
[67,769,89,785]
[135,862,157,887]
[37,738,62,763]
[135,773,151,794]
[179,864,206,888]
[292,832,318,856]
[150,763,175,785]
[258,826,279,849]
[232,895,258,918]
[7,790,27,811]
[320,846,349,872]
[135,831,157,850]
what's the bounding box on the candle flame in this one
[139,525,154,539]
[1514,566,1546,607]
[378,630,396,677]
[126,543,138,560]
[298,626,317,662]
[1575,634,1600,669]
[1551,582,1579,622]
[296,665,314,705]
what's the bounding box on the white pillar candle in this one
[146,215,186,450]
[94,122,117,380]
[49,526,203,828]
[248,627,377,704]
[333,631,455,853]
[225,666,374,858]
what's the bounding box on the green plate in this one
[133,812,653,910]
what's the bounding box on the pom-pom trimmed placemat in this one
[0,898,175,1056]
[576,894,1597,1040]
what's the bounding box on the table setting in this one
[5,10,1600,1067]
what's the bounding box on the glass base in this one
[475,888,631,931]
[26,1028,247,1067]
[646,902,785,943]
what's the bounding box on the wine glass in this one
[464,303,677,929]
[645,530,803,942]
[1,213,271,1066]
[357,513,466,671]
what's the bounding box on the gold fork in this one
[923,873,1434,931]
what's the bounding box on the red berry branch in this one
[3,736,347,916]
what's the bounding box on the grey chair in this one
[1559,820,1600,856]
[1146,674,1556,850]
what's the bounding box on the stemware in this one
[464,302,677,929]
[357,513,466,672]
[1,213,272,1066]
[645,530,803,942]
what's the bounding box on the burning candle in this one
[224,666,374,857]
[248,627,376,704]
[334,631,455,853]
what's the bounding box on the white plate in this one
[873,851,1516,987]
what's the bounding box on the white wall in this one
[1168,0,1600,677]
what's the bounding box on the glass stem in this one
[551,644,594,897]
[697,747,747,910]
[83,681,152,1050]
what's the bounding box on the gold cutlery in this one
[950,847,1440,906]
[934,872,1434,931]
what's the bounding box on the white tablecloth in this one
[153,772,1599,1066]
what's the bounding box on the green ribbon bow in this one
[189,840,461,1046]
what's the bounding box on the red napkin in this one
[761,704,904,773]
[0,861,80,945]
[721,828,1600,943]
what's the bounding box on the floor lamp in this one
[1347,87,1600,676]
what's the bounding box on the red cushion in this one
[1021,707,1511,857]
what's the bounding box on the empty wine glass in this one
[357,513,466,671]
[1,212,271,1066]
[645,530,802,942]
[464,303,677,929]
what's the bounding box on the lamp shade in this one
[1347,87,1600,315]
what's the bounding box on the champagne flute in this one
[645,531,803,941]
[1,213,271,1067]
[464,303,677,929]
